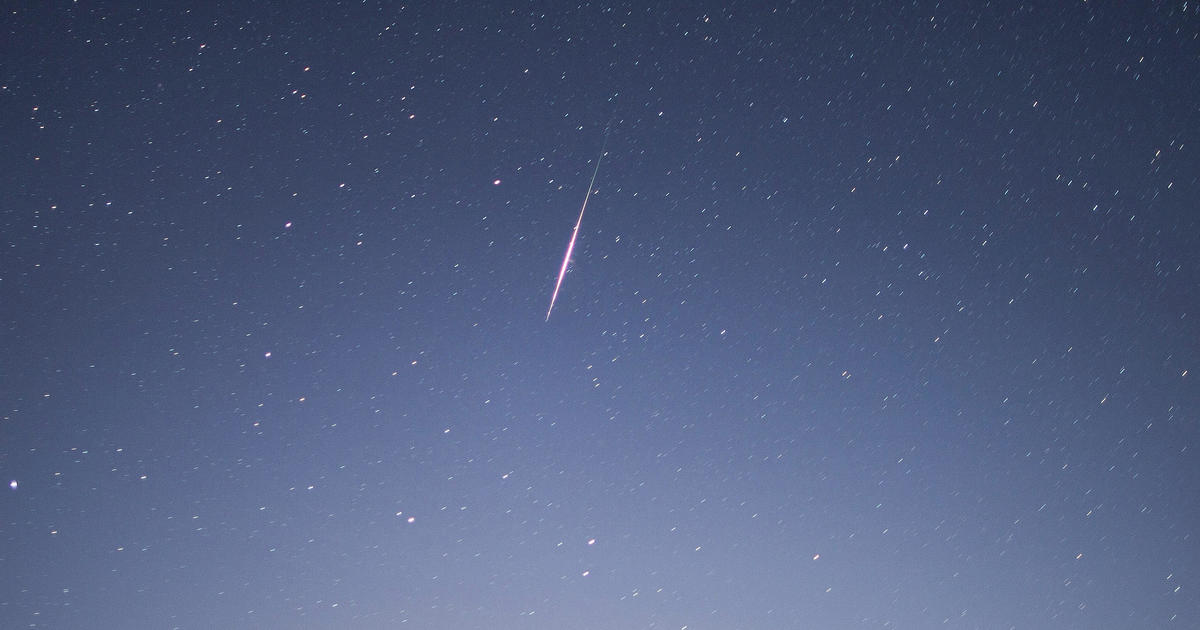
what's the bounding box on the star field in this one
[2,2,1198,629]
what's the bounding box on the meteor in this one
[545,131,608,321]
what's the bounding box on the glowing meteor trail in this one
[545,133,608,321]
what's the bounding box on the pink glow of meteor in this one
[545,136,607,321]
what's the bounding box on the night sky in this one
[3,2,1199,629]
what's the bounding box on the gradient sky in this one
[2,2,1198,629]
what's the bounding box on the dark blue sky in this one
[2,2,1198,628]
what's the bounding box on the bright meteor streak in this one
[546,132,608,321]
